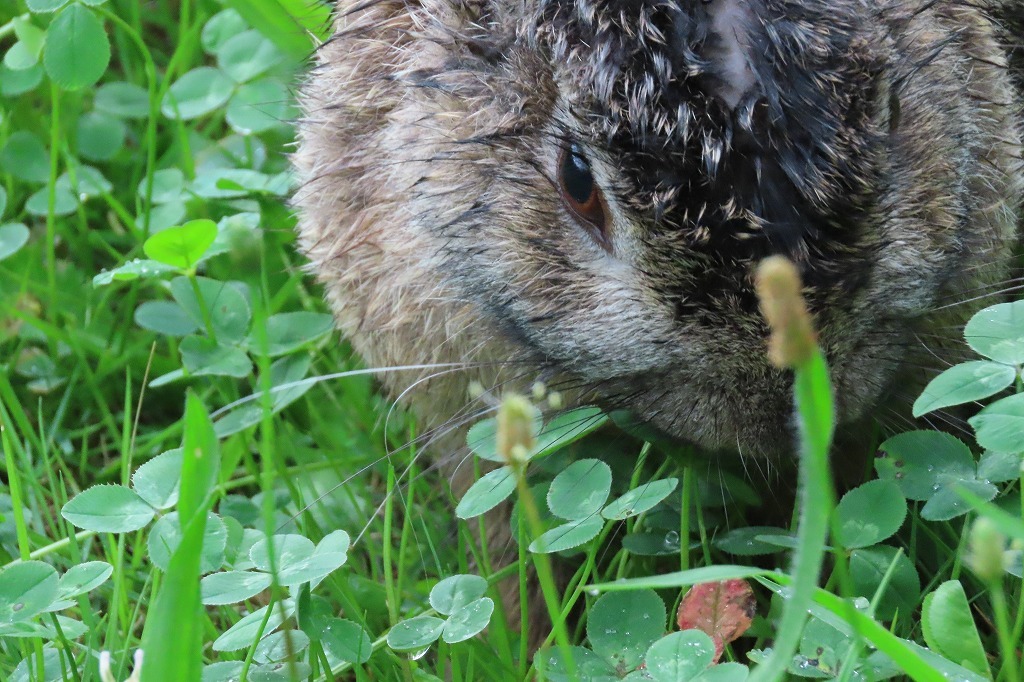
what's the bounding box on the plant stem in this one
[748,350,836,682]
[989,582,1020,682]
[0,421,31,561]
[46,82,60,313]
[515,470,577,680]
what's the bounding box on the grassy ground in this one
[0,1,1022,681]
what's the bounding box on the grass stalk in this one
[0,420,32,561]
[45,82,60,312]
[748,258,837,682]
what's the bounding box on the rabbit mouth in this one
[614,392,799,459]
[573,322,908,458]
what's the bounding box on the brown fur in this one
[294,0,1023,459]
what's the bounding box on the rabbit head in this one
[294,0,1023,457]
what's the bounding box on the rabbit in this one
[292,0,1023,460]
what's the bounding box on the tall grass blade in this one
[139,393,220,682]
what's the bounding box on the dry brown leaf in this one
[676,579,757,663]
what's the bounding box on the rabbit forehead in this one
[530,0,886,306]
[532,0,884,251]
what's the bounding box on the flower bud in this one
[754,256,816,368]
[967,516,1006,583]
[468,381,485,399]
[497,394,538,464]
[532,381,547,401]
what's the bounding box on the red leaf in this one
[676,579,756,663]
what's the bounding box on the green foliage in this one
[547,459,613,520]
[876,430,999,520]
[587,590,667,672]
[42,5,110,89]
[142,219,218,270]
[386,575,493,652]
[0,0,383,678]
[0,221,29,261]
[538,590,748,681]
[645,632,741,682]
[139,393,219,682]
[912,361,1016,417]
[61,484,156,533]
[833,480,906,549]
[920,581,989,679]
[455,466,517,519]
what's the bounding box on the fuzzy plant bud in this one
[532,381,547,401]
[497,394,538,465]
[468,381,485,399]
[754,256,817,369]
[967,516,1006,584]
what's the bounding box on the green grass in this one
[0,1,1023,681]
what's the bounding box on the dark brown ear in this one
[992,1,1024,87]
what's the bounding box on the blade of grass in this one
[139,393,220,682]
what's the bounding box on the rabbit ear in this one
[703,0,759,109]
[991,2,1023,82]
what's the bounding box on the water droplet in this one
[12,603,23,612]
[408,647,430,661]
[664,531,680,548]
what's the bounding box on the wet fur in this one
[294,0,1023,459]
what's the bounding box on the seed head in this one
[497,394,538,464]
[967,516,1006,584]
[755,256,817,368]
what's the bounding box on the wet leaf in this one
[676,579,756,663]
[547,458,612,520]
[587,589,666,673]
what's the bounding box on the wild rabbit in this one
[293,0,1023,458]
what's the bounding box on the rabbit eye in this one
[558,143,610,249]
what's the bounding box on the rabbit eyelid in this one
[557,142,612,252]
